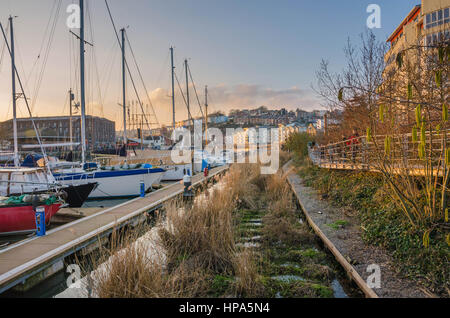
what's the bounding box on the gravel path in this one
[284,163,428,298]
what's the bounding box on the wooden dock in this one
[0,165,229,294]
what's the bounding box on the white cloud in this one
[0,84,322,128]
[147,83,323,125]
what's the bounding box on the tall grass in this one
[233,249,265,297]
[93,246,210,298]
[265,172,290,201]
[226,163,263,209]
[91,164,265,298]
[159,189,236,273]
[262,172,315,246]
[86,222,210,298]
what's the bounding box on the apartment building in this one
[423,0,450,44]
[385,0,449,71]
[383,0,449,125]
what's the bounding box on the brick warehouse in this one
[0,115,115,149]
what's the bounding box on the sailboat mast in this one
[185,59,191,127]
[170,47,175,131]
[79,0,87,163]
[69,89,74,151]
[121,28,127,147]
[9,16,19,167]
[205,85,208,146]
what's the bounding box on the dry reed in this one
[262,172,315,246]
[233,249,265,297]
[91,163,267,298]
[159,188,236,273]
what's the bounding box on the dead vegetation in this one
[233,249,265,297]
[159,189,236,273]
[91,164,264,298]
[89,163,341,298]
[262,173,315,247]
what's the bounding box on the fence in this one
[309,130,449,177]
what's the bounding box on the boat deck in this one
[0,165,229,293]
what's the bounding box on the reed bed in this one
[262,172,315,247]
[233,249,264,297]
[84,163,340,298]
[159,189,236,273]
[90,164,265,298]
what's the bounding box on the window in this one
[426,30,450,46]
[426,7,450,29]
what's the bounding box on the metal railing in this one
[309,130,450,176]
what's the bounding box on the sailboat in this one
[0,198,63,236]
[51,0,165,199]
[165,54,226,178]
[0,16,96,209]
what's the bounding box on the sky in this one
[0,0,419,128]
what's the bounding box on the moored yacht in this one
[0,167,97,208]
[22,154,165,199]
[52,163,165,199]
[0,193,63,235]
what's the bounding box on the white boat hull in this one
[161,164,192,181]
[54,168,165,199]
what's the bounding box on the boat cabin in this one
[0,168,55,196]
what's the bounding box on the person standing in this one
[65,151,73,162]
[119,144,127,157]
[349,128,360,163]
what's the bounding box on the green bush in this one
[296,163,449,296]
[285,132,314,160]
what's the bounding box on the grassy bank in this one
[293,158,449,296]
[87,162,358,298]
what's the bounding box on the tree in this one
[314,31,387,141]
[314,30,449,245]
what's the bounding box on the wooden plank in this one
[0,165,228,292]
